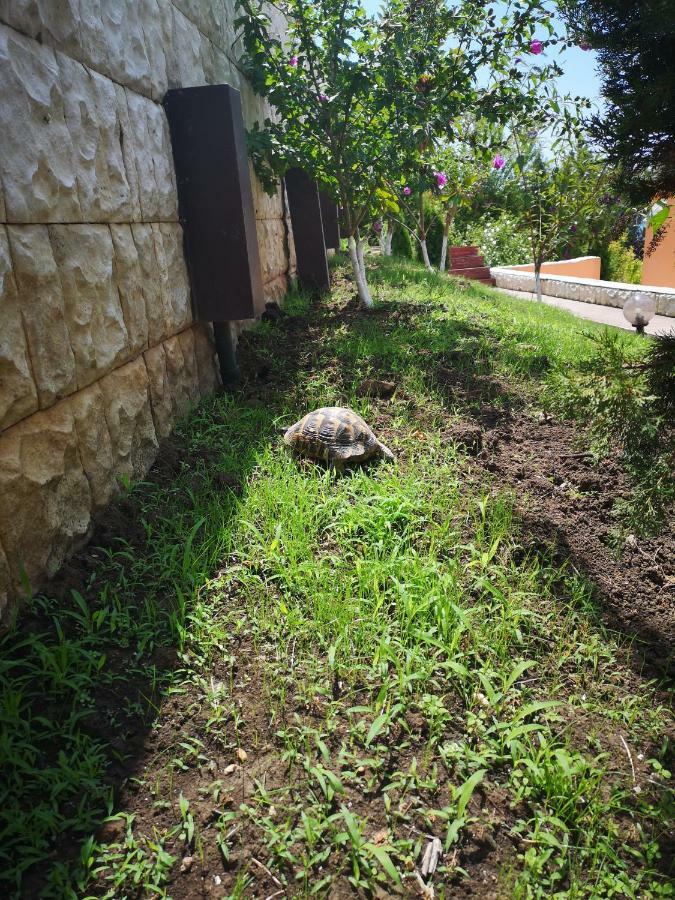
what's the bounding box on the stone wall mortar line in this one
[0,320,206,438]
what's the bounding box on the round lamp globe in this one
[623,293,656,333]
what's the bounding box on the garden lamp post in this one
[623,292,656,334]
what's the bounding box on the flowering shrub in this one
[458,213,532,266]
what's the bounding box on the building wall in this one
[642,200,675,288]
[510,257,602,279]
[0,1,295,620]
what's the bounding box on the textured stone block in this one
[141,0,171,99]
[163,333,192,421]
[99,356,158,482]
[256,218,287,285]
[0,24,80,221]
[69,383,116,509]
[0,227,38,430]
[177,326,201,406]
[58,53,135,221]
[0,169,6,221]
[144,342,173,439]
[193,323,220,395]
[172,0,225,46]
[167,5,207,88]
[251,171,284,221]
[0,0,81,60]
[100,0,152,97]
[0,401,92,594]
[263,274,288,304]
[131,223,168,345]
[49,225,130,388]
[125,92,178,221]
[113,84,143,221]
[110,224,149,357]
[145,103,179,221]
[152,224,192,336]
[8,225,77,407]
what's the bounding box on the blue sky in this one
[361,0,603,112]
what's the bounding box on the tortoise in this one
[284,407,394,470]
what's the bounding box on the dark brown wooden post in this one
[284,168,330,293]
[319,190,340,250]
[164,84,264,324]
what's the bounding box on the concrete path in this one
[496,288,674,337]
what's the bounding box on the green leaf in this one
[455,769,486,818]
[365,713,389,747]
[365,843,401,884]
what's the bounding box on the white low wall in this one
[491,267,675,318]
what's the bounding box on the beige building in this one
[0,2,296,621]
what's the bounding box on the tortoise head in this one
[283,422,301,445]
[377,441,395,461]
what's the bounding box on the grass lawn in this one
[1,255,672,898]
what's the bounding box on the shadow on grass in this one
[0,295,314,896]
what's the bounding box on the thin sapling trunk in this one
[348,235,373,308]
[534,261,543,301]
[438,210,454,272]
[418,194,433,271]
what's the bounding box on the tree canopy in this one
[561,0,675,204]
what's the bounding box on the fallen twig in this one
[421,837,443,878]
[620,735,637,784]
[251,856,283,888]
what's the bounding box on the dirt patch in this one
[479,412,673,673]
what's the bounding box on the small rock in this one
[180,856,193,873]
[356,378,396,399]
[537,411,553,424]
[625,534,638,549]
[236,748,248,763]
[96,818,126,844]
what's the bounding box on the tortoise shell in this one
[284,407,394,467]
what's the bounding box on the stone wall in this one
[0,2,295,620]
[491,266,675,317]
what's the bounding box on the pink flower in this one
[529,39,543,55]
[579,41,591,51]
[289,55,298,67]
[373,220,382,233]
[318,92,328,102]
[434,171,448,188]
[403,186,412,196]
[493,154,506,170]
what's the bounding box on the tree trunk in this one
[439,211,453,272]
[356,232,367,282]
[348,235,373,308]
[439,232,449,272]
[379,227,387,255]
[420,240,433,271]
[534,264,542,301]
[384,221,395,256]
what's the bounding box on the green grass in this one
[0,255,672,898]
